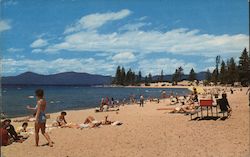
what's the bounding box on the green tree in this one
[148,73,153,83]
[214,55,221,84]
[125,68,133,85]
[144,76,149,86]
[238,48,250,85]
[188,68,196,81]
[227,58,238,84]
[219,60,227,84]
[177,66,184,81]
[172,69,178,85]
[160,70,164,82]
[137,71,142,84]
[211,69,217,84]
[114,66,121,85]
[121,67,126,85]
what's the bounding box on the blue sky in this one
[1,0,249,76]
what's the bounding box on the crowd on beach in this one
[1,86,250,148]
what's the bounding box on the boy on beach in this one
[52,112,67,127]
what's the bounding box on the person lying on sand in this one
[169,102,196,113]
[52,112,67,127]
[62,115,122,129]
[14,113,36,123]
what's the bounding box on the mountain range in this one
[1,71,207,85]
[1,72,112,86]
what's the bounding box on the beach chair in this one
[199,99,214,118]
[189,107,201,120]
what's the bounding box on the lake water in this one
[1,85,191,118]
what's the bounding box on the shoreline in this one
[3,86,243,119]
[2,87,249,157]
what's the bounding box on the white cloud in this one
[2,58,115,76]
[138,16,147,21]
[138,58,196,76]
[0,20,11,32]
[203,66,215,72]
[7,48,23,53]
[31,49,43,53]
[204,58,215,63]
[64,9,131,33]
[30,38,48,48]
[112,52,136,63]
[119,22,150,31]
[45,28,248,57]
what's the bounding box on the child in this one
[52,112,67,127]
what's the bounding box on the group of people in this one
[99,97,120,112]
[55,115,122,129]
[168,88,232,117]
[0,119,29,146]
[1,89,54,147]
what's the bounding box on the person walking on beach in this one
[34,89,53,147]
[139,95,144,107]
[246,87,250,106]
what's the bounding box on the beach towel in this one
[111,121,123,126]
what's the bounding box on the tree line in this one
[112,48,250,86]
[205,48,250,86]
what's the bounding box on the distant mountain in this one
[2,72,113,86]
[1,71,207,86]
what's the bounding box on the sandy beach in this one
[1,87,249,157]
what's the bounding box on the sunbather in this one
[63,115,122,129]
[170,103,196,113]
[14,113,36,122]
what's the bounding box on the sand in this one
[1,87,250,157]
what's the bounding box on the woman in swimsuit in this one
[34,89,53,147]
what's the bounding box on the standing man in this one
[246,87,250,106]
[140,95,144,107]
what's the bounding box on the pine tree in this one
[131,72,136,85]
[144,76,149,86]
[214,55,221,84]
[219,60,227,84]
[121,67,126,86]
[137,71,142,84]
[238,48,250,85]
[148,73,153,83]
[126,68,133,85]
[227,58,238,84]
[188,68,196,81]
[172,69,178,85]
[177,66,183,81]
[114,66,121,85]
[211,69,217,84]
[160,70,164,82]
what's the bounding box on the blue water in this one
[1,86,191,118]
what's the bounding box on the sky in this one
[0,0,249,76]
